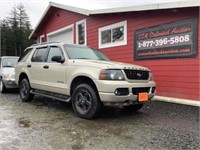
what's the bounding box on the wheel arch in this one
[70,76,99,97]
[18,72,29,85]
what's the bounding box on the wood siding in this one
[37,7,199,100]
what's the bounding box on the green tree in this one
[0,3,35,56]
[0,19,13,56]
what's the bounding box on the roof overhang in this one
[29,0,200,39]
[29,2,91,39]
[91,0,200,14]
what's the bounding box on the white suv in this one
[15,42,156,119]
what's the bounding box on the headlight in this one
[99,69,125,80]
[149,71,154,81]
[3,74,13,80]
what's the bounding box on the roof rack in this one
[31,42,60,46]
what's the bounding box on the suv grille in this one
[124,69,149,80]
[132,87,150,95]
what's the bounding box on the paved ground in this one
[0,92,199,150]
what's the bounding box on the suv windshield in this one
[64,44,110,61]
[2,58,18,67]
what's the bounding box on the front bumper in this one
[95,80,156,103]
[3,79,18,89]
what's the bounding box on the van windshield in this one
[64,44,110,61]
[2,58,19,67]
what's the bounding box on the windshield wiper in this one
[75,58,90,59]
[3,65,14,67]
[99,59,109,61]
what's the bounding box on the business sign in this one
[134,18,197,60]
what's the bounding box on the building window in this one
[40,35,45,43]
[76,19,87,45]
[99,20,127,49]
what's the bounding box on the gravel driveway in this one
[0,92,199,150]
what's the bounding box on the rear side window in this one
[32,47,48,62]
[18,48,33,62]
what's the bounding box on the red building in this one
[30,1,200,104]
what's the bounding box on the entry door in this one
[29,47,49,89]
[43,46,67,94]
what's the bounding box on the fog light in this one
[114,88,129,96]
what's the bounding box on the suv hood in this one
[69,60,149,71]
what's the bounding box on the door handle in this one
[27,64,31,68]
[43,65,49,69]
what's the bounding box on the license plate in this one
[138,92,148,102]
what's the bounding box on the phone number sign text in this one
[134,18,197,60]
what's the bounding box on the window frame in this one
[76,19,87,45]
[46,46,64,63]
[18,48,33,62]
[40,35,45,43]
[98,20,127,49]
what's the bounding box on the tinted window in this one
[32,47,47,62]
[47,46,63,62]
[18,48,33,62]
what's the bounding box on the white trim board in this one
[153,95,200,107]
[30,1,200,39]
[40,35,45,43]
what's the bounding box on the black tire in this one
[19,78,34,102]
[72,84,101,119]
[0,80,7,93]
[123,104,144,112]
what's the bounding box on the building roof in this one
[30,0,200,39]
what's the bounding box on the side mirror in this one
[51,56,65,63]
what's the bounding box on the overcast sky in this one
[0,0,184,29]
